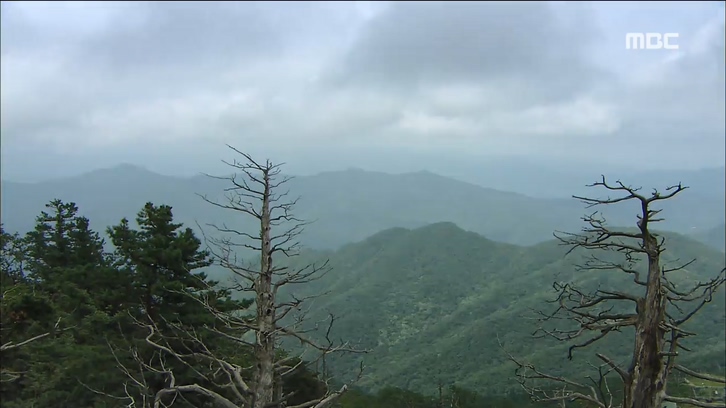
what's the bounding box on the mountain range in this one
[1,164,724,396]
[1,165,724,251]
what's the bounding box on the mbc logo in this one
[625,33,680,50]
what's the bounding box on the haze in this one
[1,1,724,187]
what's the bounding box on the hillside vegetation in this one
[276,222,726,394]
[692,222,726,252]
[0,200,546,408]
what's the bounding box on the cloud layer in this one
[1,1,724,181]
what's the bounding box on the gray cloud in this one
[0,1,723,182]
[327,1,608,104]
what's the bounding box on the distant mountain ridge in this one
[691,222,726,252]
[1,164,723,250]
[6,157,723,201]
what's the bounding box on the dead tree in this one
[504,176,725,408]
[106,146,364,408]
[103,147,365,408]
[198,146,365,408]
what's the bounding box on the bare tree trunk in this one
[625,232,668,408]
[252,169,276,408]
[272,372,283,408]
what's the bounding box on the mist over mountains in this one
[2,164,724,397]
[1,158,723,404]
[2,163,724,252]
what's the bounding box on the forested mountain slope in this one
[691,222,726,252]
[277,222,726,394]
[2,189,722,406]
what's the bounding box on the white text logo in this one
[625,33,679,50]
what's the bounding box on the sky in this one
[1,1,724,182]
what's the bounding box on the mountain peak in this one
[104,163,153,173]
[68,164,164,182]
[417,221,464,232]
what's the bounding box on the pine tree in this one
[1,225,55,390]
[107,202,249,406]
[3,200,132,407]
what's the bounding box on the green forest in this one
[1,151,724,408]
[0,200,539,408]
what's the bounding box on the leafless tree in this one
[108,146,365,408]
[504,176,725,408]
[88,316,258,408]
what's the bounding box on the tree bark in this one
[625,232,668,408]
[253,169,276,408]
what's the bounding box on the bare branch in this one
[675,365,726,384]
[115,147,367,408]
[507,176,723,408]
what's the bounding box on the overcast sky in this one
[1,1,724,182]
